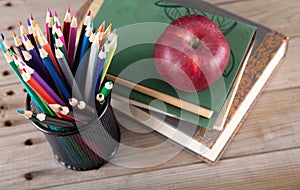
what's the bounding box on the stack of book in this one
[93,0,289,164]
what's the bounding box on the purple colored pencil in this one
[22,35,54,85]
[67,11,78,70]
[28,67,66,106]
[15,56,66,106]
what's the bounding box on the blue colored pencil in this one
[55,46,82,100]
[22,35,54,86]
[79,20,93,62]
[38,44,71,102]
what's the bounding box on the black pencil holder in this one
[26,94,120,171]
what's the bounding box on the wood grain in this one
[0,0,300,189]
[40,148,300,190]
[264,36,300,92]
[0,84,299,189]
[205,0,300,37]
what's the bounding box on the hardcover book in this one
[93,0,257,130]
[105,0,289,164]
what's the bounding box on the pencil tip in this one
[49,10,53,17]
[19,21,23,26]
[27,18,31,26]
[54,11,58,17]
[68,6,70,13]
[30,14,34,20]
[73,11,77,18]
[22,34,27,41]
[1,33,4,41]
[87,10,91,16]
[17,110,25,114]
[12,31,16,37]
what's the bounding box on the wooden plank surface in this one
[41,148,300,190]
[0,0,299,189]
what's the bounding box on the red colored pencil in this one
[36,24,64,79]
[63,6,71,50]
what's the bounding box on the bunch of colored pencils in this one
[0,7,117,131]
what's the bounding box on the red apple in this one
[153,14,230,92]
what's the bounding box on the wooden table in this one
[0,0,299,189]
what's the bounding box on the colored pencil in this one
[73,10,91,73]
[12,31,25,61]
[55,37,68,62]
[84,32,100,102]
[2,50,53,115]
[17,110,76,128]
[38,45,71,101]
[15,56,65,106]
[54,22,67,50]
[1,33,16,53]
[96,93,105,104]
[79,20,93,62]
[1,7,118,132]
[22,35,54,86]
[67,11,78,70]
[63,6,71,50]
[19,21,29,39]
[94,45,106,93]
[55,46,82,100]
[100,35,118,86]
[54,11,62,29]
[49,104,89,123]
[108,28,117,42]
[21,71,72,121]
[77,100,95,113]
[29,14,39,45]
[100,81,113,98]
[26,19,39,51]
[20,46,53,85]
[36,24,64,79]
[45,8,52,43]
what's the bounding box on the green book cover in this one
[94,0,257,130]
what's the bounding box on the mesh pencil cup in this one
[26,94,120,171]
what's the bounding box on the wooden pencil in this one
[54,22,67,50]
[55,46,82,100]
[100,35,118,86]
[1,33,16,54]
[63,6,71,50]
[17,110,76,128]
[26,19,39,52]
[49,104,90,123]
[84,32,100,102]
[79,20,93,62]
[36,24,64,79]
[12,31,25,61]
[19,21,29,39]
[73,10,91,73]
[38,45,71,101]
[2,50,54,115]
[45,8,52,43]
[67,11,78,70]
